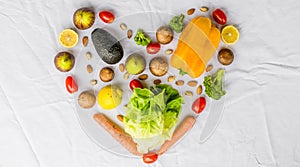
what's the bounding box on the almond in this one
[187,8,195,15]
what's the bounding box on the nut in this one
[86,52,92,60]
[165,49,173,55]
[138,74,148,80]
[120,23,127,30]
[200,6,209,12]
[187,80,198,87]
[185,91,193,97]
[127,29,133,39]
[175,80,184,86]
[117,114,124,122]
[206,64,213,72]
[90,79,97,86]
[123,72,130,80]
[153,79,161,85]
[167,75,175,82]
[82,36,88,47]
[197,85,203,95]
[187,8,195,15]
[87,64,93,73]
[119,63,125,72]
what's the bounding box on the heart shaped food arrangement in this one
[54,6,239,164]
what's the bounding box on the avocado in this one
[91,28,123,64]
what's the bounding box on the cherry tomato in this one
[142,152,158,164]
[129,79,143,91]
[212,9,227,25]
[99,10,115,23]
[65,76,78,94]
[192,97,206,114]
[146,42,161,54]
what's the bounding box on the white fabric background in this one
[1,0,300,166]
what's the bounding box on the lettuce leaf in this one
[123,84,183,153]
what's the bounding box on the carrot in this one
[157,115,196,155]
[93,113,142,156]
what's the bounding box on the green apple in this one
[73,7,95,30]
[54,52,75,72]
[125,53,146,75]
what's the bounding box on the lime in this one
[58,29,78,48]
[221,25,239,45]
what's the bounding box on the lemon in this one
[97,85,123,110]
[221,25,239,45]
[58,29,78,48]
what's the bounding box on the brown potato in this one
[156,26,174,44]
[78,90,96,109]
[99,67,114,82]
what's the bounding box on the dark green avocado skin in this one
[91,28,124,64]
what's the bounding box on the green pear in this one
[54,52,75,72]
[125,53,146,75]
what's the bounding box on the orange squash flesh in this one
[170,16,220,78]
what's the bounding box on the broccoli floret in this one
[134,29,151,46]
[203,69,226,100]
[169,14,185,33]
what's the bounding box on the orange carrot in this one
[93,113,142,156]
[158,116,196,155]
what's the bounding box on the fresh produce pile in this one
[53,5,239,164]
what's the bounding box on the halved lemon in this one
[221,25,239,45]
[58,29,78,48]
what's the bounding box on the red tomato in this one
[65,76,78,94]
[129,79,143,91]
[212,9,227,25]
[192,97,206,114]
[142,152,158,164]
[146,42,161,54]
[99,10,115,23]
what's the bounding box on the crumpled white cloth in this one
[1,0,300,166]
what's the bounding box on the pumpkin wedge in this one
[170,17,220,78]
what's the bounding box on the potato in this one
[218,48,234,65]
[99,67,114,82]
[78,90,96,109]
[149,57,168,77]
[156,26,174,44]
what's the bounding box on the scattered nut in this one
[119,63,125,72]
[120,23,127,31]
[86,52,92,60]
[187,8,196,15]
[167,76,175,82]
[138,74,148,80]
[165,49,173,55]
[206,64,213,72]
[185,91,193,97]
[127,29,133,39]
[187,80,198,87]
[87,64,93,73]
[197,85,203,95]
[90,79,97,86]
[153,79,162,85]
[175,80,184,86]
[117,114,124,122]
[200,6,209,12]
[123,72,130,80]
[82,36,88,47]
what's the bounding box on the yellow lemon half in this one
[97,85,123,110]
[221,25,239,45]
[58,29,78,48]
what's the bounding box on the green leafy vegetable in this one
[169,14,185,33]
[134,29,151,46]
[203,69,226,100]
[123,84,184,153]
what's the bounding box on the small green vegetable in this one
[169,14,185,33]
[134,29,151,46]
[203,69,226,100]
